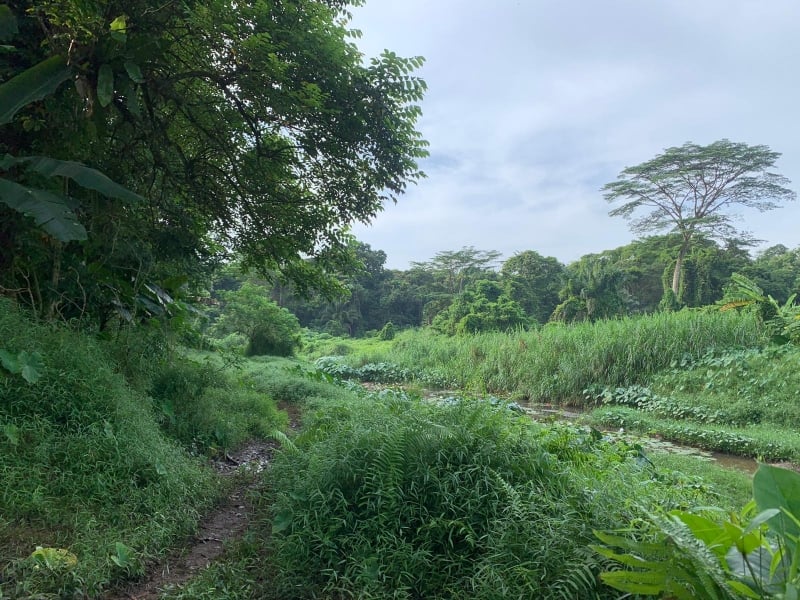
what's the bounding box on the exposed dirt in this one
[107,439,279,600]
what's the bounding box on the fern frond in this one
[270,429,299,454]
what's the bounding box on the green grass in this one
[0,301,287,598]
[646,452,753,509]
[590,406,800,461]
[305,310,763,403]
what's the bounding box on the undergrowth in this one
[253,388,731,599]
[0,300,285,597]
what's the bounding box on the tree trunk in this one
[671,236,692,299]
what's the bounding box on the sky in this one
[347,0,800,270]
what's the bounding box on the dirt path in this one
[108,439,278,600]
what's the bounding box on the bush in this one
[262,393,724,599]
[377,321,396,340]
[150,359,286,452]
[211,283,302,357]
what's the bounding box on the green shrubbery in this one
[0,300,286,597]
[150,360,287,453]
[259,391,726,599]
[210,283,302,357]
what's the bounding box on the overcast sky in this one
[347,0,800,270]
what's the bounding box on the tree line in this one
[243,238,800,337]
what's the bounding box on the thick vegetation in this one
[309,309,764,402]
[227,383,730,599]
[0,300,285,597]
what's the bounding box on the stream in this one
[522,402,760,474]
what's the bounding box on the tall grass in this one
[0,300,284,597]
[330,310,762,403]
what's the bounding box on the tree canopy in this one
[603,140,795,300]
[0,0,428,325]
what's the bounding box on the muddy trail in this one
[107,403,302,599]
[108,438,278,600]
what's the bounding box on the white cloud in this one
[350,0,800,270]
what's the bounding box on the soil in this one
[107,438,279,600]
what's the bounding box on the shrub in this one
[150,359,285,452]
[377,321,396,340]
[262,393,724,599]
[212,283,302,357]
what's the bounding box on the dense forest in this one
[224,238,800,338]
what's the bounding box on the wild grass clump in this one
[0,300,221,597]
[149,359,287,453]
[260,391,726,599]
[342,310,762,403]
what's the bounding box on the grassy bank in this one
[585,344,800,460]
[304,310,763,403]
[0,301,286,598]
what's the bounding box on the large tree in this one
[500,250,565,324]
[0,0,427,325]
[603,140,795,300]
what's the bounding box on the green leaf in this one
[599,569,667,594]
[2,423,19,446]
[124,61,144,83]
[0,348,19,373]
[0,177,87,241]
[0,55,71,125]
[118,75,141,118]
[753,464,800,544]
[19,351,43,384]
[726,580,762,599]
[272,509,293,533]
[0,5,19,42]
[109,16,127,42]
[111,541,134,568]
[1,155,144,203]
[97,64,114,107]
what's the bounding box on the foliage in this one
[743,244,800,304]
[501,250,566,323]
[410,246,502,295]
[0,299,221,597]
[149,358,287,453]
[587,343,800,459]
[377,320,396,340]
[604,140,795,299]
[330,310,763,402]
[0,347,43,383]
[552,254,628,321]
[721,272,800,345]
[595,464,800,599]
[431,279,530,335]
[1,0,428,325]
[313,355,452,387]
[212,283,302,357]
[262,391,724,599]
